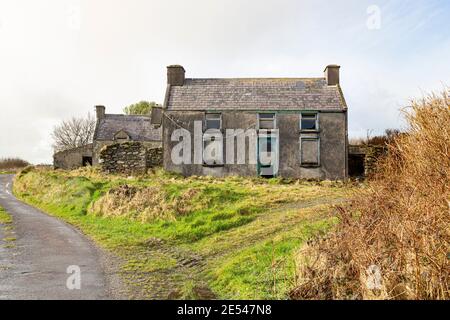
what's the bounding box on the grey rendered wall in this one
[53,144,93,170]
[277,112,347,179]
[163,110,347,179]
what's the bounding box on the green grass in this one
[0,207,12,224]
[1,206,15,248]
[13,167,354,299]
[207,216,337,299]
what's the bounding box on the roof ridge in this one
[186,77,326,81]
[105,114,150,118]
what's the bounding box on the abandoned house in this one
[161,65,349,179]
[53,105,162,170]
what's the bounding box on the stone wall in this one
[99,142,162,175]
[93,140,161,165]
[348,144,387,178]
[146,147,163,168]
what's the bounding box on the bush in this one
[0,158,30,170]
[291,91,450,300]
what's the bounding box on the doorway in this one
[257,133,279,178]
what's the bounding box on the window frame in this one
[258,113,277,130]
[299,136,321,167]
[300,112,319,132]
[203,113,224,167]
[204,113,222,131]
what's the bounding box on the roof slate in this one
[167,78,347,111]
[94,114,162,142]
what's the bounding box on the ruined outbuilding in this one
[53,106,162,171]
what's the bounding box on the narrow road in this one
[0,174,119,300]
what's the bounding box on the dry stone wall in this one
[99,142,162,175]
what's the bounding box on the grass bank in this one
[14,167,354,299]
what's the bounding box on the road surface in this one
[0,174,121,300]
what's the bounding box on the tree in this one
[52,113,96,152]
[123,101,160,115]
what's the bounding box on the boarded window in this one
[258,113,276,130]
[205,113,222,130]
[300,113,318,131]
[300,137,320,166]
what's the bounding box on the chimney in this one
[324,65,340,86]
[95,105,105,120]
[167,65,185,86]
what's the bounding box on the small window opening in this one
[301,113,318,131]
[258,113,276,130]
[205,113,222,130]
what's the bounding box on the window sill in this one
[300,164,320,168]
[202,164,225,168]
[299,130,320,134]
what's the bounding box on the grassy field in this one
[13,167,355,299]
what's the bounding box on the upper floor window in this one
[205,113,222,130]
[300,113,318,131]
[258,113,276,130]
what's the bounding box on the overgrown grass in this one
[13,166,353,299]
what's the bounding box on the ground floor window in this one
[203,133,223,166]
[300,136,320,166]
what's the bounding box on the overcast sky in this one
[0,0,449,164]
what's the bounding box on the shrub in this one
[0,158,30,170]
[291,91,450,300]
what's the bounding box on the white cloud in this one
[0,0,449,163]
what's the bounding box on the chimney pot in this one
[324,65,340,86]
[95,105,105,120]
[167,65,185,86]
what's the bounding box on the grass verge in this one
[13,167,354,299]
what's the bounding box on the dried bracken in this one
[291,91,450,300]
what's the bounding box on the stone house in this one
[54,106,162,170]
[92,105,162,165]
[161,65,348,179]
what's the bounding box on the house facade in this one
[162,65,348,179]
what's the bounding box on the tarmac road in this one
[0,174,120,300]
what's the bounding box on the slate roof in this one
[94,114,162,142]
[166,78,347,111]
